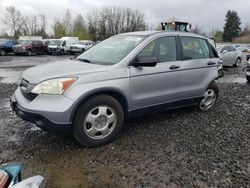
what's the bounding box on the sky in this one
[0,0,249,35]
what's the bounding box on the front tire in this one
[73,95,124,147]
[234,58,241,67]
[198,82,219,111]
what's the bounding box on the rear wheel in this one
[73,95,124,147]
[26,50,32,56]
[0,50,5,56]
[246,75,250,83]
[198,82,219,111]
[234,58,241,67]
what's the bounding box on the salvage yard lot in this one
[0,55,249,187]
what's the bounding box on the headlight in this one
[22,47,26,49]
[31,77,77,95]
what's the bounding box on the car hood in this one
[71,44,84,47]
[22,59,108,84]
[48,45,59,48]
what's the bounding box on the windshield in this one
[77,35,145,65]
[21,40,32,45]
[50,40,62,45]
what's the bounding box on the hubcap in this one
[199,89,217,111]
[83,106,117,139]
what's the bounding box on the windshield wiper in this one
[77,58,92,63]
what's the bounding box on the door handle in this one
[207,61,216,65]
[169,65,180,69]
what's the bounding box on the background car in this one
[13,40,48,56]
[216,44,243,67]
[0,39,19,56]
[70,40,93,54]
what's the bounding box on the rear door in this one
[130,36,183,109]
[179,36,218,99]
[219,46,230,64]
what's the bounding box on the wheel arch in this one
[70,88,129,122]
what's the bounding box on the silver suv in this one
[10,31,220,147]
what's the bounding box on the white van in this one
[48,37,79,55]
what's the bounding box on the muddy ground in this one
[0,55,249,187]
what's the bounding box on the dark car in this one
[0,39,19,56]
[13,40,48,56]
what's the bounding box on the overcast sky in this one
[0,0,249,35]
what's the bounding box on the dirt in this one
[0,55,249,187]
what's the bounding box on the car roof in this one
[118,30,207,39]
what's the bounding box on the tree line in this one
[1,6,146,41]
[1,6,250,43]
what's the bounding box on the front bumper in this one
[10,87,74,133]
[48,48,61,53]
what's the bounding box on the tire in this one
[60,49,64,55]
[0,50,5,56]
[198,82,219,111]
[26,50,32,56]
[73,95,124,147]
[234,58,241,67]
[246,75,250,83]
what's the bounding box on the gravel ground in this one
[0,56,249,187]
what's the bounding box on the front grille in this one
[20,79,38,101]
[20,79,29,88]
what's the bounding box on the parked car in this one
[216,44,242,67]
[70,40,93,54]
[13,40,48,56]
[48,37,79,55]
[10,31,221,147]
[0,39,19,55]
[245,45,250,61]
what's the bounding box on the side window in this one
[181,37,210,60]
[229,46,236,52]
[138,37,177,62]
[220,46,228,53]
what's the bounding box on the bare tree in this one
[2,6,24,38]
[87,6,146,40]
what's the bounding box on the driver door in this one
[129,36,183,110]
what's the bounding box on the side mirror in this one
[62,41,66,46]
[133,56,157,67]
[222,50,228,53]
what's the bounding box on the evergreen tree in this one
[223,10,241,42]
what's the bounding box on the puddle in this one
[0,68,22,83]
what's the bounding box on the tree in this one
[72,15,89,39]
[2,6,24,39]
[223,10,241,42]
[87,6,146,40]
[53,9,72,38]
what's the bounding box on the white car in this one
[216,45,243,67]
[70,40,93,54]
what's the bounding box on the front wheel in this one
[73,95,124,147]
[198,82,219,111]
[234,58,241,67]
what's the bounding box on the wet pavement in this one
[0,55,249,187]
